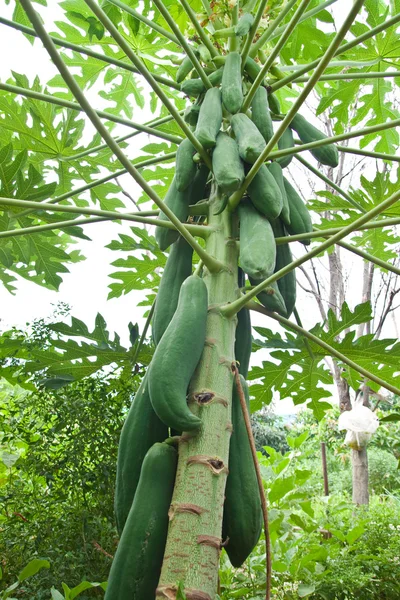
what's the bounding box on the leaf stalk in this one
[249,301,400,397]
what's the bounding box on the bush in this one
[0,373,137,598]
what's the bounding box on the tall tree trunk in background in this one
[352,448,369,505]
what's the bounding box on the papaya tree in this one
[0,0,400,598]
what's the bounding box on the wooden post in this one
[321,442,329,496]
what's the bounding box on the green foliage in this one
[219,430,400,600]
[0,371,136,596]
[251,412,290,455]
[250,302,400,419]
[0,306,153,388]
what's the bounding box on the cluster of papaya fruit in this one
[107,14,339,598]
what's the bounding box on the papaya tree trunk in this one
[157,186,238,599]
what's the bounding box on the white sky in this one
[0,1,397,415]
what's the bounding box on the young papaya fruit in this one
[222,52,243,114]
[106,443,177,600]
[244,56,261,82]
[184,103,200,126]
[176,138,197,192]
[152,236,193,346]
[195,87,223,149]
[176,56,194,83]
[271,218,297,317]
[155,165,209,251]
[235,12,254,36]
[251,86,274,143]
[267,162,291,226]
[235,269,252,379]
[223,376,262,567]
[283,176,313,245]
[208,66,224,86]
[249,276,288,316]
[290,113,339,167]
[247,163,283,221]
[181,78,206,97]
[268,92,281,115]
[149,275,208,432]
[212,132,245,194]
[114,373,169,536]
[231,113,266,164]
[277,127,295,169]
[155,176,191,251]
[238,201,276,280]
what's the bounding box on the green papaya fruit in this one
[176,138,197,192]
[106,443,177,600]
[209,66,224,86]
[176,56,193,83]
[152,236,193,346]
[238,201,276,280]
[155,166,209,251]
[195,87,223,149]
[277,127,295,168]
[271,219,297,317]
[212,132,245,194]
[251,86,274,143]
[235,269,252,378]
[223,376,262,567]
[267,93,281,115]
[181,78,206,97]
[155,176,191,251]
[114,373,168,536]
[290,113,339,167]
[149,275,208,431]
[267,162,290,226]
[235,12,254,36]
[222,52,244,114]
[283,177,313,245]
[247,163,283,220]
[231,113,266,164]
[249,276,288,316]
[184,102,201,126]
[244,56,261,82]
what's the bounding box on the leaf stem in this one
[0,16,181,91]
[274,216,400,245]
[229,0,366,211]
[20,0,218,269]
[249,0,299,58]
[151,0,212,88]
[222,186,400,316]
[0,197,211,237]
[337,145,400,163]
[293,70,400,83]
[64,114,182,162]
[240,0,269,69]
[130,300,156,367]
[178,0,218,58]
[268,0,339,43]
[293,308,315,360]
[0,83,182,145]
[0,214,156,239]
[15,152,177,219]
[269,11,400,92]
[83,0,212,168]
[270,117,400,161]
[243,0,312,111]
[248,301,400,397]
[337,241,400,277]
[295,154,365,212]
[107,0,180,45]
